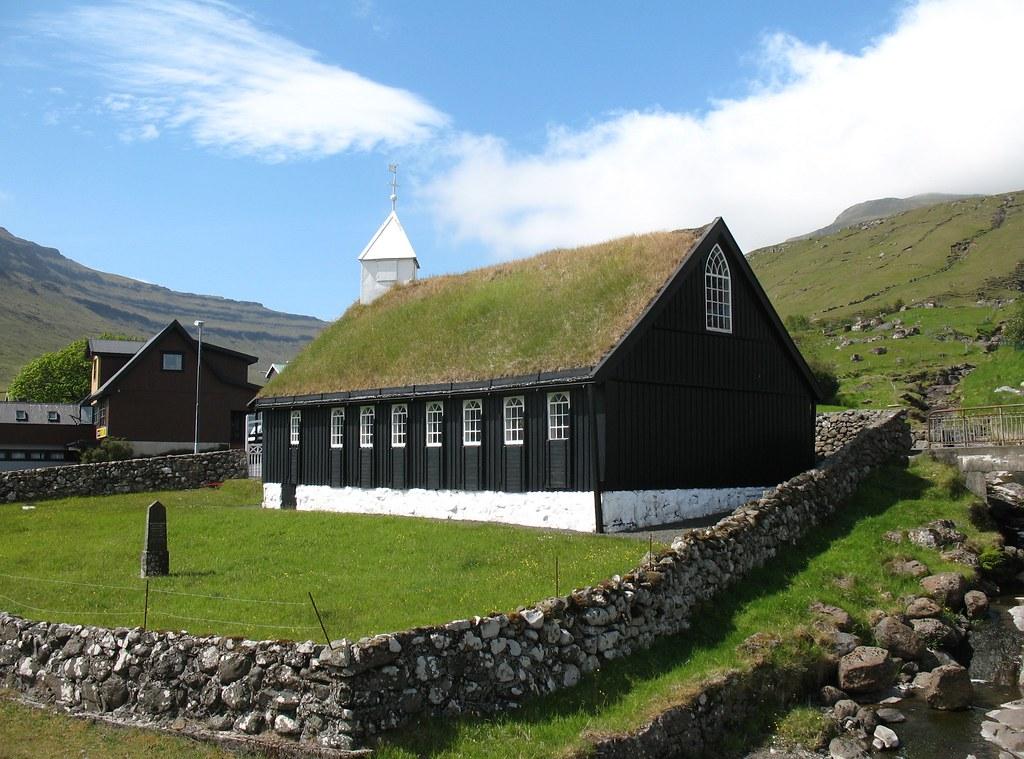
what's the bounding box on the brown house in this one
[85,321,259,456]
[0,402,94,471]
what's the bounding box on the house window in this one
[426,402,443,447]
[504,396,525,445]
[360,406,375,448]
[289,410,301,446]
[162,352,184,371]
[48,411,60,423]
[29,451,44,461]
[463,399,482,446]
[547,392,570,441]
[15,410,28,422]
[97,403,108,428]
[330,407,345,448]
[391,404,408,448]
[11,451,25,460]
[705,244,732,333]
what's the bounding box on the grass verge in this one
[0,480,650,641]
[370,456,992,758]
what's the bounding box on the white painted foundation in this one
[601,486,769,533]
[261,482,770,533]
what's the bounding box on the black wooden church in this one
[256,217,821,532]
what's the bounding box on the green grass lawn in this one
[370,457,991,758]
[0,459,994,758]
[0,480,650,642]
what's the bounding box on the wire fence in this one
[0,571,323,640]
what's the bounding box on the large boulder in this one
[838,646,897,694]
[920,573,967,610]
[910,618,958,650]
[924,663,973,710]
[811,602,854,632]
[905,597,941,619]
[873,616,924,660]
[828,736,871,759]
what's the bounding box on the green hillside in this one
[750,191,1023,412]
[0,227,326,389]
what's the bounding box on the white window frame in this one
[547,392,570,441]
[503,396,525,446]
[391,404,408,448]
[462,399,482,447]
[15,410,28,422]
[359,406,375,449]
[705,244,733,334]
[330,407,345,449]
[425,402,444,448]
[289,410,301,446]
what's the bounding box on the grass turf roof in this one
[261,226,709,397]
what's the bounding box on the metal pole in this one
[143,579,149,630]
[193,320,204,454]
[555,555,559,597]
[308,592,333,649]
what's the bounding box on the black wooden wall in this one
[601,236,816,490]
[261,386,596,494]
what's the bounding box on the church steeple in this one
[358,164,419,305]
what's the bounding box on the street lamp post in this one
[193,320,204,455]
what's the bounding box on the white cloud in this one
[38,0,446,160]
[428,0,1024,254]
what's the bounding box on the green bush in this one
[80,437,134,464]
[806,357,840,404]
[784,313,812,332]
[1005,301,1024,348]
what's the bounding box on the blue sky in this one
[1,0,1022,322]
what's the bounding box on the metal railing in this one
[928,403,1024,447]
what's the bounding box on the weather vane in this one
[388,163,398,212]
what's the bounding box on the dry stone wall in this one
[0,411,909,752]
[0,450,247,504]
[815,409,895,460]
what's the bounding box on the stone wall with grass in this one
[0,450,248,504]
[0,410,910,752]
[815,409,896,460]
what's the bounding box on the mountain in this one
[749,190,1023,412]
[750,190,1022,321]
[789,193,981,241]
[0,227,326,389]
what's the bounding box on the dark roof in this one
[87,320,259,402]
[86,339,146,356]
[0,402,86,426]
[258,218,822,406]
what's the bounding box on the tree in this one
[7,333,140,403]
[7,338,91,403]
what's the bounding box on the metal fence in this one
[927,404,1024,447]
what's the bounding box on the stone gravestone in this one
[141,501,169,577]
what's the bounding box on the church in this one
[255,170,821,532]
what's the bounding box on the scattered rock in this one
[820,685,847,706]
[965,590,990,619]
[920,573,967,610]
[828,736,871,759]
[910,618,958,650]
[873,616,924,660]
[875,707,905,724]
[872,724,899,750]
[811,602,854,632]
[838,647,897,694]
[905,597,942,619]
[888,559,929,578]
[833,699,859,720]
[924,663,973,710]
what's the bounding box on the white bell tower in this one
[358,164,419,305]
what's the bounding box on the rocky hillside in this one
[751,191,1021,321]
[0,227,326,387]
[750,190,1023,412]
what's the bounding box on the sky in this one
[1,0,1023,322]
